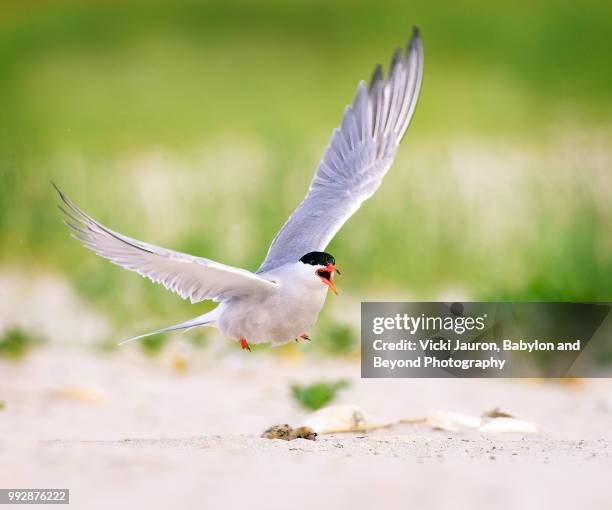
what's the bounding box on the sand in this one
[1,347,612,509]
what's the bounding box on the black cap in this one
[299,251,336,267]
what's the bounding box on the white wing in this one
[55,185,278,303]
[258,28,423,273]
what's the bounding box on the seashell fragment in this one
[426,411,481,432]
[479,417,538,434]
[302,404,396,434]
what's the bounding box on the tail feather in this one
[119,310,218,346]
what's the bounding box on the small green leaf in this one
[291,379,350,411]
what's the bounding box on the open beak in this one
[317,264,340,295]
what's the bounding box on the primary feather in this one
[258,28,423,273]
[54,183,278,303]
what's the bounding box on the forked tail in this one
[118,308,219,345]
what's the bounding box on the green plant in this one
[291,379,350,411]
[0,329,45,360]
[187,330,209,349]
[319,323,356,355]
[140,334,168,356]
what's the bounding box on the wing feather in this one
[54,184,277,303]
[258,28,423,273]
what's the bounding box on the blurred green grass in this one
[0,328,45,360]
[0,0,611,336]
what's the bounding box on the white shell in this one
[301,404,396,434]
[479,417,538,434]
[426,411,481,432]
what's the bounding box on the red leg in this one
[239,338,251,351]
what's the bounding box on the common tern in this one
[55,28,424,350]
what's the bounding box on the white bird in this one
[55,28,424,350]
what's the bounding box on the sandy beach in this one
[2,347,611,509]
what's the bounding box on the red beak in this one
[317,264,340,295]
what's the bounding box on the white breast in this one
[216,263,329,345]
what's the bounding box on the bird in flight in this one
[55,28,424,351]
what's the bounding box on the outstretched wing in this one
[258,28,423,273]
[54,185,278,303]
